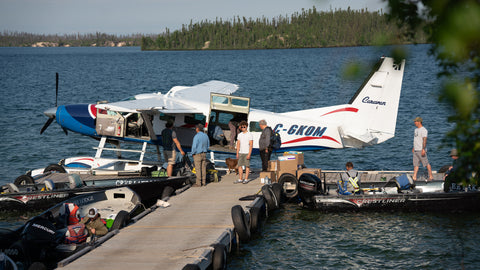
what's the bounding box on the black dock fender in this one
[261,185,279,210]
[231,205,250,242]
[248,206,263,234]
[278,173,298,198]
[211,243,227,270]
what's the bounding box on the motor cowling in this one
[16,216,57,263]
[298,173,323,207]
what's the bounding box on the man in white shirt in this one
[412,117,434,181]
[235,120,253,184]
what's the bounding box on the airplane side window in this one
[231,98,248,107]
[250,121,262,132]
[212,96,228,104]
[185,114,206,125]
[159,113,175,122]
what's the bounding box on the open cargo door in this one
[208,93,250,152]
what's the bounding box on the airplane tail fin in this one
[340,57,405,147]
[280,56,405,148]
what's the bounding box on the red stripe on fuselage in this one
[282,136,341,145]
[321,107,358,117]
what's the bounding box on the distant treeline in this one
[142,7,427,51]
[1,7,426,49]
[0,31,144,47]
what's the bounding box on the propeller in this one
[40,73,65,134]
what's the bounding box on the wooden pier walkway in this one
[60,171,264,270]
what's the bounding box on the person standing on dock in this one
[161,121,185,177]
[236,120,253,184]
[412,117,434,181]
[228,117,238,150]
[191,123,209,186]
[258,119,272,172]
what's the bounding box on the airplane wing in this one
[96,95,201,114]
[96,80,239,114]
[166,80,239,100]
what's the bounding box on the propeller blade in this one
[40,118,54,134]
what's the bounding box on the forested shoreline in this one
[1,7,426,49]
[141,7,426,50]
[0,32,144,47]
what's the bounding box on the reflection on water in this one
[229,204,480,269]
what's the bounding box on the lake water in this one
[1,45,476,269]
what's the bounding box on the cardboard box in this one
[278,155,296,161]
[297,168,321,179]
[260,171,276,183]
[268,160,278,171]
[278,159,298,171]
[284,152,304,165]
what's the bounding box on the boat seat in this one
[68,174,84,188]
[6,183,19,193]
[382,174,414,193]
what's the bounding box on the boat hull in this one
[311,191,480,212]
[296,173,480,212]
[0,187,141,269]
[0,175,190,212]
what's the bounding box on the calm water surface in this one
[1,45,475,269]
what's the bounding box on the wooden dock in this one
[60,171,265,270]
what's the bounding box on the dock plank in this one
[61,172,262,270]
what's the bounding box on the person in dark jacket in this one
[161,121,185,177]
[259,119,272,172]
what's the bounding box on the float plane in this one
[38,56,405,173]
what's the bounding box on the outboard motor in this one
[298,173,323,207]
[9,216,57,266]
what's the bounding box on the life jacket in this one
[346,171,360,193]
[64,224,88,244]
[337,171,360,195]
[61,203,80,225]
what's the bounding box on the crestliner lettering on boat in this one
[17,193,69,203]
[350,197,406,207]
[274,124,327,137]
[362,96,386,106]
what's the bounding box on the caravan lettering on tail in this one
[362,96,387,106]
[273,124,327,137]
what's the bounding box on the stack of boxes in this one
[259,152,321,183]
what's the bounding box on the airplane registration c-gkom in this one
[40,56,405,160]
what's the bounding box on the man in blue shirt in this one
[191,123,210,186]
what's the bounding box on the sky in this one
[0,0,387,35]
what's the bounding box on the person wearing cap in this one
[412,117,434,181]
[444,149,460,192]
[191,123,210,186]
[80,208,108,237]
[161,121,186,177]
